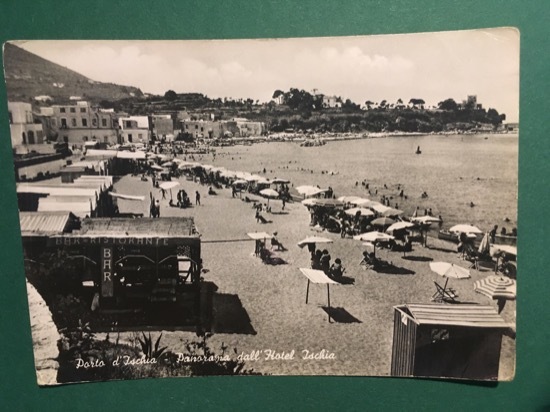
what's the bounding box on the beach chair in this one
[431,280,458,303]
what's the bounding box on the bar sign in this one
[101,247,114,297]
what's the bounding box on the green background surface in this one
[0,1,548,410]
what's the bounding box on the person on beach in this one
[320,249,331,275]
[196,191,201,205]
[489,225,498,244]
[282,198,286,210]
[329,258,345,281]
[311,250,322,270]
[160,187,167,199]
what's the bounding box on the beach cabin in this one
[46,217,204,328]
[391,303,509,380]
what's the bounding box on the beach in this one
[111,134,517,379]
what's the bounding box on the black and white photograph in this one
[3,28,518,385]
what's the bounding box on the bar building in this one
[21,216,205,329]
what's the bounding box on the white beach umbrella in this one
[297,236,333,248]
[344,207,375,217]
[429,262,471,279]
[354,231,394,242]
[386,221,415,233]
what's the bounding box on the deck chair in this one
[431,280,458,303]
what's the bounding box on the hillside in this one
[3,43,143,102]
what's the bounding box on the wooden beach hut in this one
[391,303,509,380]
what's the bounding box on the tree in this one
[164,90,177,101]
[438,98,458,111]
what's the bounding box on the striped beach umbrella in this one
[474,275,517,300]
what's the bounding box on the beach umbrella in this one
[478,232,491,255]
[354,199,382,208]
[449,224,483,234]
[296,185,325,197]
[386,221,415,233]
[381,208,404,217]
[260,188,279,198]
[301,198,317,207]
[311,198,344,208]
[260,188,279,206]
[161,161,174,167]
[344,207,375,217]
[356,232,394,258]
[430,262,471,302]
[150,164,164,171]
[371,217,395,228]
[247,232,273,256]
[430,262,471,279]
[371,204,391,215]
[247,232,273,240]
[474,275,516,300]
[297,236,333,248]
[158,181,180,201]
[232,179,248,186]
[158,181,180,190]
[354,231,394,242]
[337,196,364,204]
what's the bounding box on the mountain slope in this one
[3,42,143,102]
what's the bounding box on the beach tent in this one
[109,192,145,201]
[299,268,338,322]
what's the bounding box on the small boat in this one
[415,146,422,154]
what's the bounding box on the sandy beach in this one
[111,171,516,379]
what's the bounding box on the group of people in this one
[310,247,345,282]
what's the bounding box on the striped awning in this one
[395,303,509,328]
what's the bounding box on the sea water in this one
[209,134,518,232]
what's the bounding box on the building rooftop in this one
[76,217,197,238]
[19,211,78,236]
[395,303,509,329]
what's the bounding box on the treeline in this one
[101,88,507,134]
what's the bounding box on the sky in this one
[15,28,519,122]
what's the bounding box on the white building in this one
[8,102,45,153]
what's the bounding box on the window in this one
[61,118,67,128]
[195,125,198,129]
[101,118,107,127]
[60,107,66,113]
[138,134,143,140]
[80,107,86,113]
[71,118,77,127]
[83,136,88,141]
[70,107,76,113]
[128,134,133,142]
[92,118,97,127]
[82,118,88,127]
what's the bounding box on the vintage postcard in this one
[3,28,518,385]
